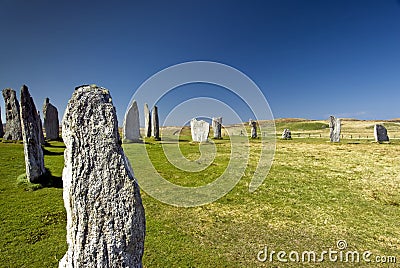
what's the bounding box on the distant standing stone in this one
[2,88,22,140]
[59,85,145,268]
[282,128,291,139]
[329,116,341,142]
[123,100,141,142]
[42,98,59,140]
[20,85,45,183]
[144,103,151,138]
[0,106,4,138]
[250,120,257,138]
[190,118,210,142]
[212,117,222,139]
[374,124,389,142]
[37,111,45,145]
[151,106,160,140]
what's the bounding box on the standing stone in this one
[151,106,160,140]
[282,129,291,139]
[42,98,59,140]
[20,85,45,183]
[59,85,145,268]
[212,117,222,139]
[329,116,341,142]
[37,111,45,145]
[144,103,151,138]
[374,124,389,142]
[190,118,209,142]
[2,88,22,140]
[0,106,4,138]
[250,120,257,138]
[123,100,141,142]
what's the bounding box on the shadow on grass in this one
[36,169,63,188]
[17,168,62,191]
[42,148,64,156]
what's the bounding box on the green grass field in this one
[1,119,400,267]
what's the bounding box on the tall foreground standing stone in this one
[329,116,341,142]
[20,85,45,183]
[144,103,151,138]
[151,106,160,140]
[2,88,22,140]
[60,85,145,267]
[123,100,141,142]
[212,117,222,139]
[42,98,59,140]
[0,106,4,138]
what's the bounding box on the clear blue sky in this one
[1,0,400,126]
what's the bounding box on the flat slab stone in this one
[123,100,141,142]
[59,85,145,267]
[190,118,209,142]
[374,124,389,142]
[42,98,59,140]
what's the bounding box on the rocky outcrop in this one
[42,98,59,140]
[123,100,141,142]
[20,85,45,183]
[59,85,145,268]
[2,88,22,140]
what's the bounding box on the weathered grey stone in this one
[2,88,22,140]
[212,117,222,139]
[20,85,45,183]
[37,111,45,145]
[282,128,291,139]
[190,118,209,142]
[250,120,257,138]
[59,85,145,268]
[123,100,141,142]
[144,103,151,138]
[374,124,389,142]
[0,106,4,138]
[329,116,341,142]
[42,98,59,140]
[151,106,160,140]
